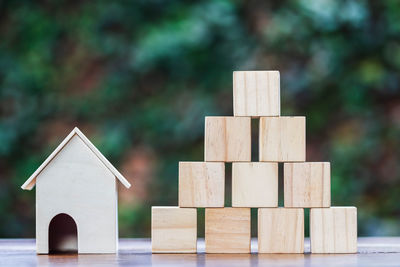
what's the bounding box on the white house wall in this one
[36,134,118,254]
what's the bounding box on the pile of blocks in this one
[152,71,357,254]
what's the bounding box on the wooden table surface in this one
[1,238,399,266]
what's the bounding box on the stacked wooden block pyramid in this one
[152,71,357,254]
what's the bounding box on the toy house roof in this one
[21,127,131,190]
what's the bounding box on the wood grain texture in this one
[233,71,280,117]
[152,207,197,253]
[21,127,131,254]
[21,127,130,190]
[35,134,119,254]
[205,208,251,253]
[2,238,400,266]
[259,116,306,162]
[232,162,278,207]
[179,162,224,207]
[258,208,304,254]
[310,207,357,254]
[205,116,251,162]
[284,162,331,208]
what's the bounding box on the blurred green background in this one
[1,0,400,238]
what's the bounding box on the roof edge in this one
[21,127,131,190]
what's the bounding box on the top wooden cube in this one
[233,71,280,117]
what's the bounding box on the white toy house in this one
[21,127,131,254]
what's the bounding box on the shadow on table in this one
[150,253,361,267]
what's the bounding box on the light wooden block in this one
[151,207,197,253]
[179,162,224,207]
[205,116,251,162]
[310,207,357,253]
[205,208,251,253]
[259,116,306,162]
[232,162,278,207]
[233,71,280,117]
[258,208,304,253]
[284,162,330,208]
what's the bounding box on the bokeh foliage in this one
[1,0,400,237]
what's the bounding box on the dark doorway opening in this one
[48,213,78,254]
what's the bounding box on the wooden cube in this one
[179,162,224,207]
[310,207,357,253]
[232,162,278,207]
[205,116,251,162]
[151,207,197,253]
[205,208,251,253]
[258,208,304,253]
[259,117,305,162]
[233,71,280,117]
[284,162,330,208]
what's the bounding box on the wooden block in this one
[205,208,251,253]
[284,162,330,208]
[232,162,278,207]
[258,208,304,253]
[310,207,357,253]
[179,162,224,207]
[233,71,280,117]
[259,116,306,162]
[205,116,251,162]
[151,207,197,253]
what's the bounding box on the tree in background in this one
[0,0,399,237]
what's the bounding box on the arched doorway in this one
[48,213,78,254]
